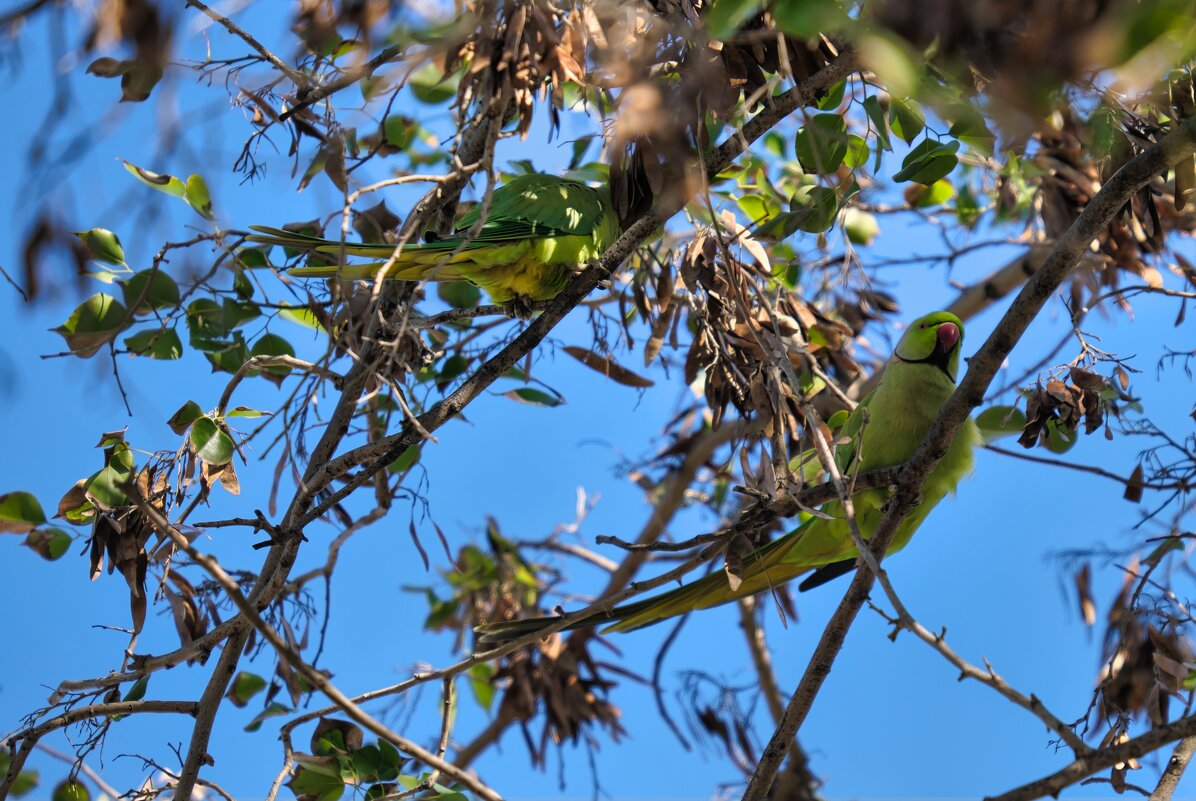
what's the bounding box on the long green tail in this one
[247,225,466,281]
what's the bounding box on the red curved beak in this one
[936,322,959,353]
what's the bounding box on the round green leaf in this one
[251,333,296,380]
[889,97,925,144]
[189,417,235,467]
[409,63,458,104]
[226,671,267,707]
[53,294,129,358]
[795,113,848,174]
[124,328,183,359]
[382,115,416,149]
[0,492,47,533]
[24,528,72,560]
[52,779,90,801]
[790,185,840,233]
[843,208,879,245]
[975,405,1029,444]
[122,269,180,313]
[168,400,204,434]
[437,281,481,309]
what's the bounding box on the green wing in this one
[448,174,610,245]
[247,175,611,257]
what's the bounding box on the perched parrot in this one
[474,311,979,644]
[248,173,620,309]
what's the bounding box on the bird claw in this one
[503,297,538,319]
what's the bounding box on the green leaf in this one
[75,228,127,266]
[503,387,564,406]
[863,95,892,151]
[186,298,229,342]
[975,405,1028,443]
[1044,419,1077,454]
[122,160,186,198]
[467,663,496,711]
[351,746,385,782]
[948,113,996,158]
[388,444,421,475]
[52,780,90,801]
[816,80,846,111]
[227,406,269,418]
[53,293,129,358]
[843,208,879,245]
[245,701,291,732]
[24,528,72,560]
[236,247,270,269]
[226,671,267,707]
[251,333,296,380]
[955,184,983,226]
[789,185,839,233]
[168,401,204,435]
[124,328,183,359]
[437,281,481,309]
[122,269,180,313]
[382,115,416,149]
[437,354,470,386]
[0,752,39,799]
[204,335,251,376]
[289,765,345,801]
[704,0,764,39]
[909,178,956,208]
[843,134,870,169]
[377,741,404,778]
[0,492,46,533]
[279,304,328,333]
[189,417,235,467]
[889,97,925,144]
[184,174,214,219]
[84,443,134,510]
[222,299,261,330]
[795,113,848,174]
[124,675,150,702]
[409,63,458,104]
[892,139,960,185]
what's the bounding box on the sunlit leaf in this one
[190,417,235,467]
[503,387,563,406]
[226,671,267,707]
[24,528,71,560]
[168,401,204,435]
[75,228,127,266]
[53,293,128,358]
[124,328,183,359]
[0,492,46,533]
[893,139,960,185]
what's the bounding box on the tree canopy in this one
[2,1,1196,800]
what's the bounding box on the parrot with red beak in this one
[475,311,978,642]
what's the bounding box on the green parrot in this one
[247,173,620,308]
[474,311,979,644]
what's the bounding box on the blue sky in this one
[1,6,1194,801]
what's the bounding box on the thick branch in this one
[988,715,1196,801]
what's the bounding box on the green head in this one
[892,311,966,381]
